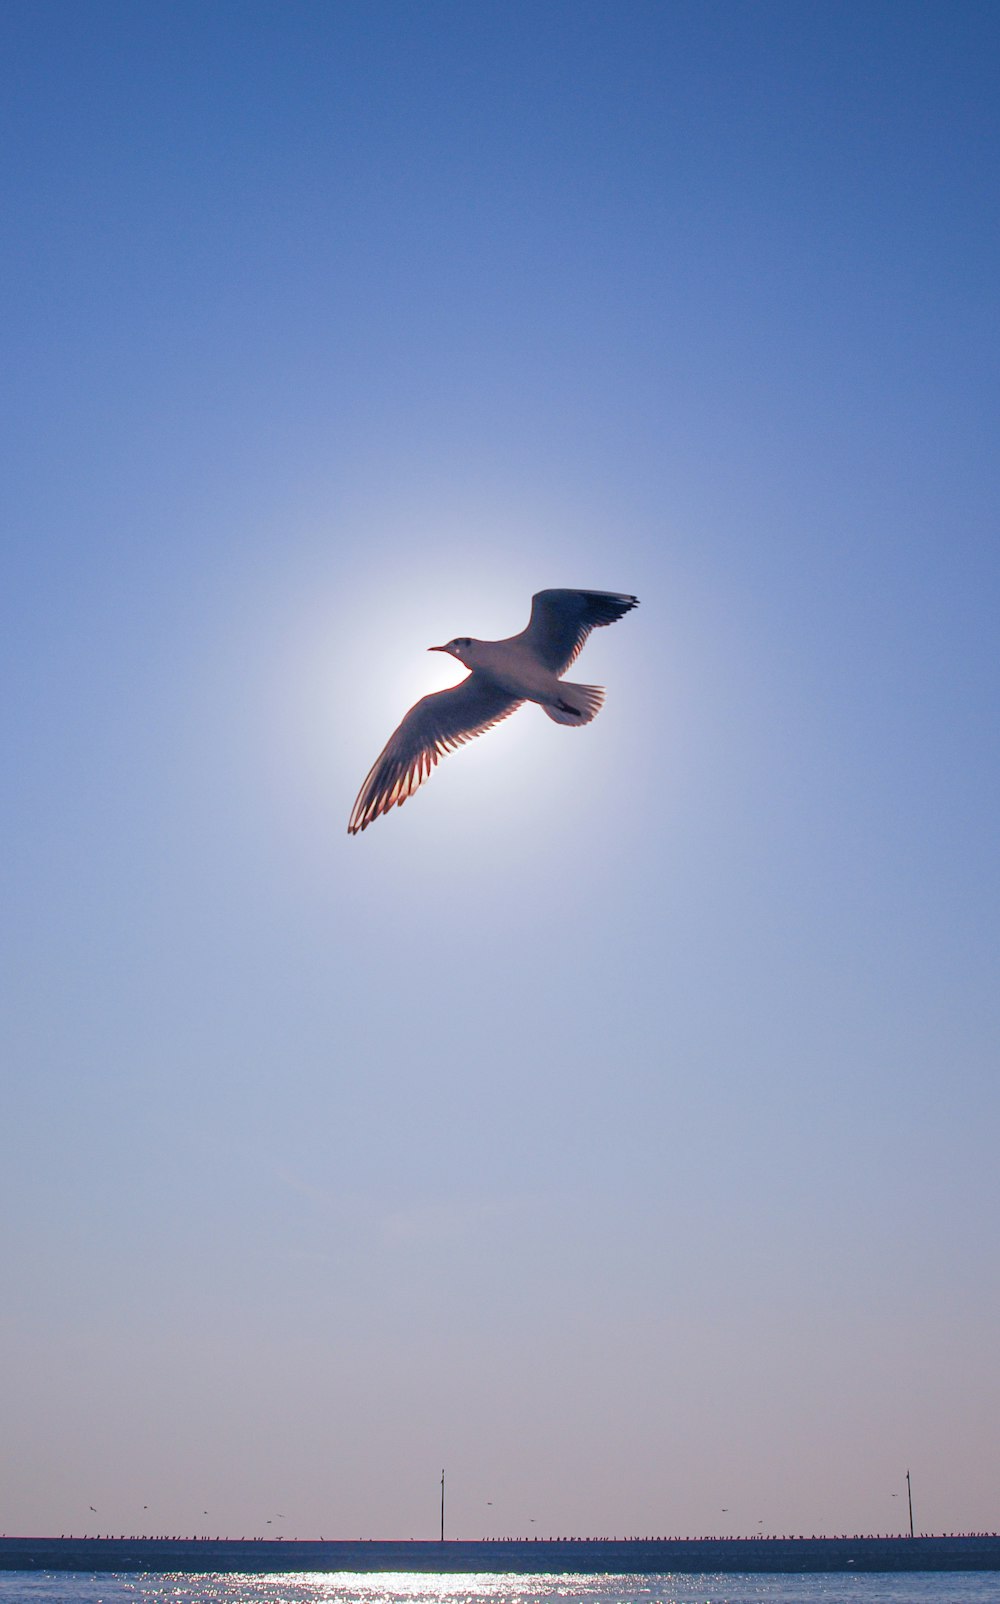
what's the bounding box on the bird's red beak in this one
[428,645,448,653]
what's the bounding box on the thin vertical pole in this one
[906,1469,914,1538]
[440,1469,445,1542]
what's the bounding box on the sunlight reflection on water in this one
[3,1574,1000,1604]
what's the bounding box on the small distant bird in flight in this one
[348,588,638,832]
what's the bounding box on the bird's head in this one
[429,636,473,661]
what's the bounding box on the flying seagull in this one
[348,588,638,832]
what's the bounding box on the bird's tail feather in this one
[542,682,605,725]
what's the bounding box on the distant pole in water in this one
[906,1469,914,1538]
[440,1469,445,1542]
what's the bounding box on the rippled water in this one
[0,1573,997,1604]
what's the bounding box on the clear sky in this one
[2,0,998,1544]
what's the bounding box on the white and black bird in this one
[348,587,638,833]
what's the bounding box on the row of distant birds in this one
[349,588,639,832]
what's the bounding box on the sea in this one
[0,1573,996,1604]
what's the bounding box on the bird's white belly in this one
[468,640,561,702]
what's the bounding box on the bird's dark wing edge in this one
[521,589,639,674]
[348,675,524,833]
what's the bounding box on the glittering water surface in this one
[0,1574,997,1604]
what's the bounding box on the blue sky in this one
[2,0,998,1541]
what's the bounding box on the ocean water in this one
[0,1573,996,1604]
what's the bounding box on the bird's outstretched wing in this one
[518,589,639,675]
[348,675,523,833]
